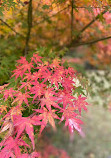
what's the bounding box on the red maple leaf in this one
[13,115,43,150]
[19,81,31,91]
[12,92,30,106]
[57,90,75,108]
[48,66,65,88]
[40,88,61,112]
[34,107,60,134]
[0,136,29,158]
[65,118,84,136]
[3,88,15,100]
[62,77,75,92]
[65,67,77,78]
[60,106,78,119]
[31,53,42,64]
[12,66,25,79]
[50,58,60,68]
[0,84,9,93]
[73,95,88,114]
[17,57,33,72]
[60,106,84,135]
[17,56,27,64]
[30,81,45,100]
[12,57,33,79]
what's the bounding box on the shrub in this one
[0,53,88,157]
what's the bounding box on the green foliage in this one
[73,86,86,96]
[0,34,25,84]
[27,46,66,62]
[0,55,17,85]
[42,4,50,10]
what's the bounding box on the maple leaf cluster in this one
[0,53,88,158]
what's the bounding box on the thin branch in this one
[34,6,70,26]
[33,4,109,27]
[74,5,109,9]
[0,18,24,38]
[73,6,109,42]
[81,9,108,33]
[24,0,33,56]
[68,35,111,47]
[34,4,109,27]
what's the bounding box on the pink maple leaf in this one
[74,95,88,114]
[3,88,15,100]
[13,115,43,150]
[31,53,42,64]
[57,90,75,108]
[60,106,84,135]
[12,57,33,79]
[17,57,33,72]
[66,118,84,136]
[34,107,60,134]
[17,56,27,64]
[12,92,30,106]
[30,81,45,100]
[0,136,29,158]
[12,66,24,79]
[40,88,61,112]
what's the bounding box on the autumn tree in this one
[0,0,111,59]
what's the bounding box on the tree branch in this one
[0,18,24,38]
[81,9,108,33]
[73,6,109,42]
[74,5,109,9]
[24,0,33,56]
[34,6,70,26]
[68,35,111,47]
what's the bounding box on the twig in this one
[34,6,70,26]
[0,18,24,38]
[74,5,109,9]
[80,9,108,34]
[70,6,109,44]
[69,35,111,47]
